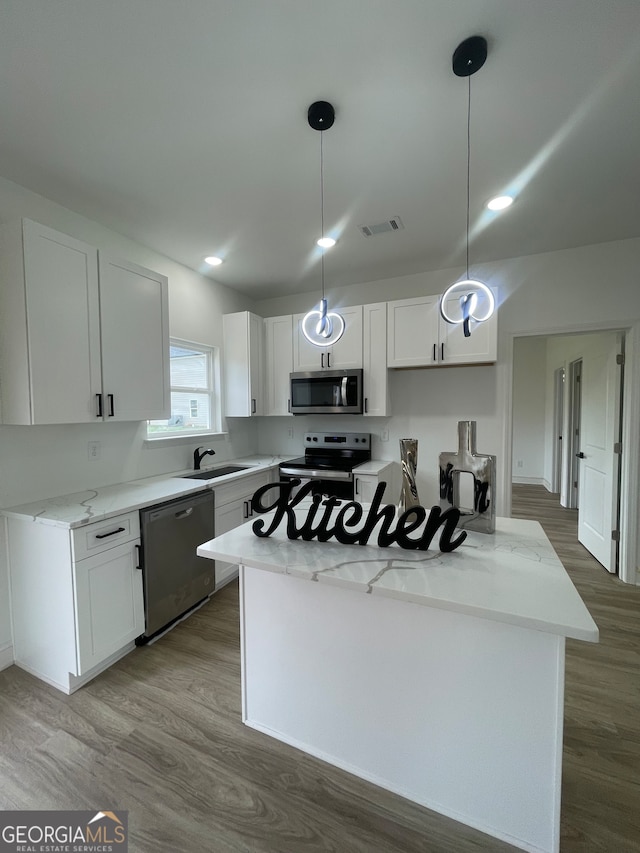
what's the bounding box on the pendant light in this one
[301,100,345,348]
[440,36,495,338]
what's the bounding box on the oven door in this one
[279,469,355,502]
[290,369,363,415]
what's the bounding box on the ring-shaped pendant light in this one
[301,101,345,348]
[441,36,495,338]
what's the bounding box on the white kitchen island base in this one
[198,513,598,853]
[240,564,563,853]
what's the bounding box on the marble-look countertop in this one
[197,509,599,643]
[0,455,286,529]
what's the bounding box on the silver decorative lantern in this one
[439,421,496,533]
[398,438,420,513]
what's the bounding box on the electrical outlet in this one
[88,441,101,461]
[517,459,524,468]
[288,426,294,438]
[381,429,389,442]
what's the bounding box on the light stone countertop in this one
[0,455,286,529]
[197,508,599,643]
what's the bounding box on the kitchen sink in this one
[176,465,252,480]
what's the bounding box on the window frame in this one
[146,338,222,440]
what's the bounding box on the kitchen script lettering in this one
[250,481,467,552]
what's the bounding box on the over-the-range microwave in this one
[289,369,363,415]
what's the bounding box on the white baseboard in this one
[512,476,546,486]
[0,643,14,672]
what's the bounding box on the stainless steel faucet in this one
[194,447,215,470]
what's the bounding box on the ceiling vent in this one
[358,216,404,237]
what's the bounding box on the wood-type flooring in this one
[0,484,638,852]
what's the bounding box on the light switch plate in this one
[88,441,101,460]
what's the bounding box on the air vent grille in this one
[358,216,404,237]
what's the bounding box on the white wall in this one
[0,176,258,659]
[511,337,548,485]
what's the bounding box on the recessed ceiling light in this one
[317,236,336,249]
[204,255,223,266]
[486,195,514,211]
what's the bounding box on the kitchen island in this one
[197,501,598,853]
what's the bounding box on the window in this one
[147,340,220,438]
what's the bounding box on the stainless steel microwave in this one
[290,369,363,415]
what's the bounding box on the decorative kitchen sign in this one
[250,480,467,553]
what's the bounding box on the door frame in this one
[501,320,640,586]
[566,358,583,510]
[551,366,565,494]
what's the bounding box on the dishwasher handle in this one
[174,507,193,519]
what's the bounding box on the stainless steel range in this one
[279,431,371,501]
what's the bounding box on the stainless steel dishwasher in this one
[138,490,215,642]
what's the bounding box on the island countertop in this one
[197,510,599,643]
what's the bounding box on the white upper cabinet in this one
[363,302,389,417]
[387,292,497,368]
[0,219,170,425]
[98,255,170,421]
[293,305,363,371]
[437,288,498,364]
[387,296,440,368]
[223,311,264,417]
[264,315,293,416]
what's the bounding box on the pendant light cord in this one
[466,74,471,280]
[320,130,325,301]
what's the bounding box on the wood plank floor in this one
[1,484,639,852]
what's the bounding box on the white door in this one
[74,541,145,673]
[99,255,170,421]
[264,315,293,415]
[329,305,363,368]
[23,220,102,423]
[577,334,622,572]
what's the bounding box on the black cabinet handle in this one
[287,398,291,413]
[107,394,115,417]
[364,398,369,414]
[135,544,142,570]
[441,343,444,361]
[433,344,436,362]
[96,393,103,417]
[321,353,325,369]
[243,501,250,519]
[251,398,257,414]
[95,526,125,540]
[327,352,331,368]
[576,452,586,459]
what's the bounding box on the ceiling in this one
[1,0,639,299]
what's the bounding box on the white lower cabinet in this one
[354,461,398,505]
[214,471,273,587]
[7,511,143,693]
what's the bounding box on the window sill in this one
[144,431,228,448]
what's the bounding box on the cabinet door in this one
[223,311,264,417]
[264,315,293,415]
[249,311,264,415]
[293,305,363,371]
[438,288,498,365]
[363,302,389,416]
[354,475,380,504]
[387,296,439,368]
[293,312,324,371]
[22,220,102,424]
[99,255,170,421]
[74,540,144,674]
[214,497,248,587]
[329,305,363,368]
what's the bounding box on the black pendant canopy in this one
[308,101,335,131]
[452,35,488,77]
